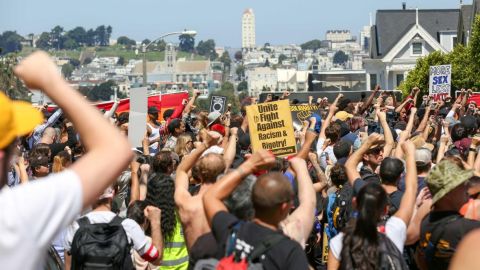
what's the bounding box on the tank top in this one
[147,123,160,155]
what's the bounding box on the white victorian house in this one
[364,9,459,90]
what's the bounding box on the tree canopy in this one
[179,34,195,52]
[196,39,217,60]
[300,39,322,51]
[333,50,348,65]
[0,31,24,55]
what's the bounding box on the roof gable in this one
[372,9,459,58]
[383,24,446,62]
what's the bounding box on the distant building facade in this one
[326,30,352,43]
[242,8,256,50]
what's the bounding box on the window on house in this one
[396,74,404,87]
[412,42,422,55]
[370,74,377,90]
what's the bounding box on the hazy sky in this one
[0,0,464,47]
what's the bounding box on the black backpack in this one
[341,233,408,270]
[330,183,353,233]
[193,222,286,270]
[70,216,133,270]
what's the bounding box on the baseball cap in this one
[427,160,473,204]
[335,111,353,122]
[415,148,432,164]
[99,186,115,200]
[207,111,222,127]
[211,123,226,136]
[148,106,159,114]
[0,92,43,149]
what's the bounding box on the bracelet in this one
[469,147,477,152]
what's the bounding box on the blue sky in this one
[0,0,464,47]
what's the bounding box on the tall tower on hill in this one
[242,8,256,51]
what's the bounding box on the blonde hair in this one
[175,133,193,159]
[52,151,72,173]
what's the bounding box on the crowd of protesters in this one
[3,51,480,270]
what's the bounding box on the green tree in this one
[235,65,245,80]
[237,81,248,92]
[106,25,112,45]
[36,32,51,49]
[0,31,24,55]
[63,38,78,50]
[50,25,64,50]
[61,63,74,78]
[196,39,217,60]
[300,39,322,51]
[117,56,125,66]
[85,29,96,46]
[0,53,30,100]
[142,39,151,45]
[234,51,242,61]
[95,25,108,46]
[179,34,195,52]
[87,80,119,101]
[117,36,136,48]
[69,58,81,67]
[219,51,231,70]
[333,50,348,64]
[67,26,87,46]
[278,54,287,64]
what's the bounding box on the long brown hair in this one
[52,151,71,173]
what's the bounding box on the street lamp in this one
[312,80,342,91]
[142,30,197,88]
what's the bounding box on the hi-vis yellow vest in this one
[159,214,188,270]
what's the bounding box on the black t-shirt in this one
[417,211,480,270]
[387,189,403,215]
[212,211,309,270]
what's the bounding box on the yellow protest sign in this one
[246,99,297,157]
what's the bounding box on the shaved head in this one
[252,172,293,217]
[42,127,56,138]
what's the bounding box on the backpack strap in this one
[427,214,462,249]
[249,233,286,262]
[109,215,124,226]
[225,221,244,257]
[77,216,90,227]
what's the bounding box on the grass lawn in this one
[19,45,206,62]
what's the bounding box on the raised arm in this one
[282,157,316,243]
[174,129,216,205]
[415,104,432,133]
[183,90,200,116]
[395,97,413,113]
[15,51,133,208]
[377,111,394,157]
[104,99,119,119]
[394,107,417,159]
[203,150,275,225]
[360,85,380,114]
[345,133,383,186]
[223,127,238,171]
[319,94,342,140]
[393,140,418,226]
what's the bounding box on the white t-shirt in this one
[0,170,83,270]
[64,211,153,256]
[316,137,337,168]
[330,216,407,260]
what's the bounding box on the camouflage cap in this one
[427,160,473,204]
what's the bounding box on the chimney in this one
[402,2,406,10]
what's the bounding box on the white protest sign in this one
[429,65,451,97]
[128,87,148,148]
